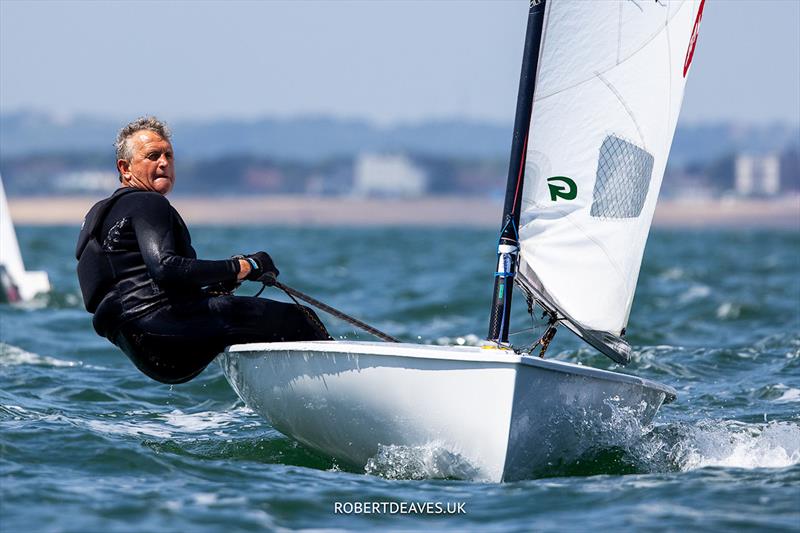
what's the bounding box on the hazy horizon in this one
[3,108,800,129]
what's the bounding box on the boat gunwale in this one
[224,340,677,402]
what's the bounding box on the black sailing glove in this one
[244,251,279,283]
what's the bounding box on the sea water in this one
[1,226,798,531]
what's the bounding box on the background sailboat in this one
[0,175,50,302]
[220,0,705,481]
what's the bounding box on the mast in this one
[487,0,547,344]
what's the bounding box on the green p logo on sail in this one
[547,176,577,201]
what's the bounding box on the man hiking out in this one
[76,116,330,384]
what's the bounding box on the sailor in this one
[76,116,331,384]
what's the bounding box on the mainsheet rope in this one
[256,275,400,343]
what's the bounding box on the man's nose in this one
[158,154,169,167]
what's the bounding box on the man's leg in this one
[113,296,331,384]
[204,295,332,344]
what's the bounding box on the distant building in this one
[353,154,427,197]
[734,154,780,197]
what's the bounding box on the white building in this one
[353,154,427,197]
[734,154,780,197]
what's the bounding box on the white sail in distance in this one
[516,0,706,362]
[0,175,50,301]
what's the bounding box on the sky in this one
[1,0,798,126]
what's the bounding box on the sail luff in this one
[487,0,547,344]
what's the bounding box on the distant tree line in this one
[1,144,797,198]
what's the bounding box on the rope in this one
[518,296,561,358]
[258,275,400,343]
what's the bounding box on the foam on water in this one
[510,396,800,477]
[0,342,79,367]
[1,404,37,420]
[669,420,800,470]
[659,267,687,280]
[359,416,800,481]
[83,407,257,440]
[677,284,712,304]
[364,442,482,480]
[1,401,255,442]
[775,388,800,403]
[161,407,254,433]
[716,301,742,319]
[84,419,175,439]
[3,226,800,530]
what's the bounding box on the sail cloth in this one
[0,175,50,301]
[516,0,705,362]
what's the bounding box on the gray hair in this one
[115,116,172,162]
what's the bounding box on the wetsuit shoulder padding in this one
[75,188,146,312]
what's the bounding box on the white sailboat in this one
[220,0,706,481]
[0,175,50,302]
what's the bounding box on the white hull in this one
[220,341,675,482]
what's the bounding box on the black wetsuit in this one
[76,188,330,384]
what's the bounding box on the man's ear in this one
[117,159,130,179]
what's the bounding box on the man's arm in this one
[130,193,241,288]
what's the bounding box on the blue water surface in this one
[1,226,798,532]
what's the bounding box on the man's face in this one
[118,130,175,195]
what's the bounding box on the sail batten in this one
[516,0,705,363]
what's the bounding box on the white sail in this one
[0,175,50,301]
[517,0,706,360]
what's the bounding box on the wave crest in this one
[0,342,78,367]
[364,442,481,480]
[667,420,800,470]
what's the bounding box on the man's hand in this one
[244,252,280,282]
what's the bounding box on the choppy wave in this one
[604,418,800,476]
[0,342,79,367]
[3,226,800,531]
[773,386,800,403]
[91,407,259,439]
[84,418,175,439]
[365,443,482,480]
[1,401,257,441]
[572,387,800,475]
[669,420,800,470]
[160,408,255,432]
[362,411,800,481]
[677,284,712,304]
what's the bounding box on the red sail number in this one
[683,0,706,77]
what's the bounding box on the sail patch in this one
[590,135,654,219]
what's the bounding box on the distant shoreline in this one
[8,195,800,229]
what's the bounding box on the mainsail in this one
[489,0,705,364]
[517,0,706,363]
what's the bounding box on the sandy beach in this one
[7,195,799,229]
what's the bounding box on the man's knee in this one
[113,328,220,384]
